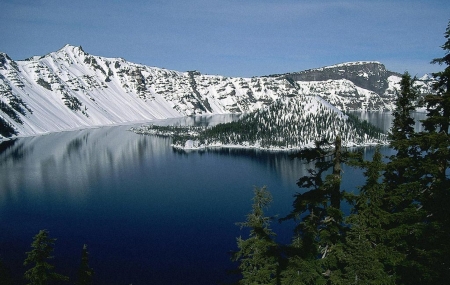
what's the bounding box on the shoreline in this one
[171,140,389,152]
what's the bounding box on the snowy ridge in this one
[296,79,388,111]
[0,45,302,139]
[0,45,432,139]
[310,61,383,71]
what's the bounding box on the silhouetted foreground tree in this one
[23,230,69,285]
[280,136,347,284]
[233,186,280,285]
[343,148,395,284]
[77,244,94,285]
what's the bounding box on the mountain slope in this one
[281,61,400,94]
[0,45,431,139]
[276,62,415,111]
[0,45,303,139]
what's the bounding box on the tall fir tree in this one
[343,148,396,284]
[233,186,280,285]
[380,20,450,284]
[412,20,450,284]
[23,229,69,285]
[382,72,425,283]
[389,72,419,152]
[281,136,347,284]
[77,244,94,285]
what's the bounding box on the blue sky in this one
[1,0,449,77]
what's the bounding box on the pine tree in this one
[343,148,396,284]
[410,20,450,284]
[382,72,425,283]
[77,244,94,285]
[23,229,69,285]
[233,186,279,285]
[389,72,418,149]
[281,136,347,284]
[380,21,450,284]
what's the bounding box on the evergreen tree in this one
[233,186,279,285]
[343,148,395,284]
[410,20,450,284]
[382,72,425,283]
[281,136,347,284]
[380,21,450,284]
[23,229,69,285]
[77,244,94,285]
[389,72,419,150]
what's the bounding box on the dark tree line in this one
[0,229,94,285]
[234,21,450,285]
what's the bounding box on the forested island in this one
[130,95,387,150]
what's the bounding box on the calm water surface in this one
[0,113,399,284]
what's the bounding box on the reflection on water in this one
[0,111,405,211]
[2,110,423,205]
[0,112,403,284]
[0,126,299,201]
[350,110,426,133]
[0,115,306,284]
[0,126,174,205]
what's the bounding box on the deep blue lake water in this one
[0,112,414,284]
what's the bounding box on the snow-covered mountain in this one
[274,61,433,111]
[0,44,431,139]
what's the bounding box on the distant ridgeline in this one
[131,95,387,150]
[0,44,434,140]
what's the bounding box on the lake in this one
[0,112,406,284]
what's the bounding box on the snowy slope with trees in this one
[132,95,387,150]
[0,44,432,140]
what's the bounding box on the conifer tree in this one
[381,21,450,284]
[233,186,279,285]
[77,244,94,285]
[343,148,395,284]
[381,72,425,283]
[389,72,418,150]
[23,229,69,285]
[281,136,347,284]
[409,20,450,284]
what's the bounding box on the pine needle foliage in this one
[343,148,396,285]
[77,244,94,285]
[234,186,280,285]
[280,136,347,284]
[23,229,69,285]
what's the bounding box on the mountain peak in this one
[419,73,433,81]
[0,52,18,70]
[55,44,87,57]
